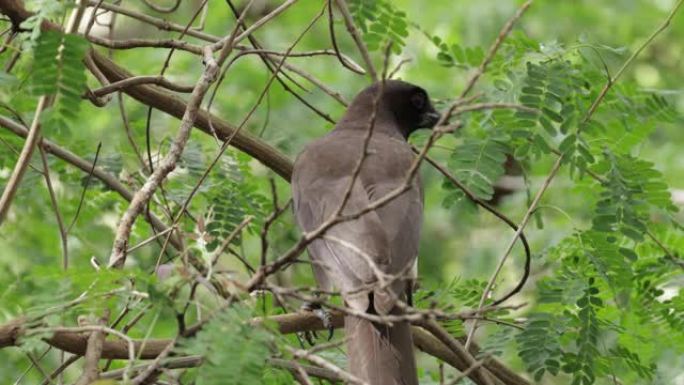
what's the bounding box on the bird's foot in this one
[300,302,334,343]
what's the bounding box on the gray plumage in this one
[292,80,439,385]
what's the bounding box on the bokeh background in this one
[1,0,683,383]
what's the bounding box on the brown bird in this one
[292,80,439,385]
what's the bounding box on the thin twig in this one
[140,0,181,13]
[447,357,491,385]
[438,0,533,127]
[333,0,378,81]
[287,345,369,385]
[419,153,531,307]
[117,93,148,172]
[38,147,69,269]
[66,142,102,234]
[25,352,55,385]
[272,58,349,106]
[89,75,194,97]
[458,0,533,99]
[206,216,253,281]
[327,0,366,74]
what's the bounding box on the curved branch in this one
[89,75,194,97]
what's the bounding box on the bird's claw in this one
[301,302,335,343]
[313,308,334,341]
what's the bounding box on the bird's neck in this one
[336,106,409,140]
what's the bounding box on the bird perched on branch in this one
[292,80,440,385]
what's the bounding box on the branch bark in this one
[73,315,107,385]
[107,46,220,268]
[0,313,529,385]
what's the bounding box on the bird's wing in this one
[293,172,392,312]
[364,177,422,313]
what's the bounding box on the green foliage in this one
[429,35,484,68]
[18,0,66,47]
[0,265,149,322]
[562,279,603,385]
[203,151,270,251]
[516,312,566,380]
[31,30,89,132]
[347,0,409,53]
[177,306,290,385]
[609,346,656,380]
[443,138,509,204]
[580,231,634,293]
[592,151,676,241]
[1,1,683,384]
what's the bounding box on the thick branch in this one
[0,0,295,181]
[90,50,294,180]
[0,313,529,385]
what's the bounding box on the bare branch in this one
[107,47,220,268]
[327,0,366,75]
[87,34,204,54]
[86,0,220,43]
[89,75,194,97]
[333,0,378,81]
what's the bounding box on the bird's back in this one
[292,128,422,314]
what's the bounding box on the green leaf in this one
[444,138,509,202]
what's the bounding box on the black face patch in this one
[345,80,439,138]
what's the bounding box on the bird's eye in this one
[410,92,426,109]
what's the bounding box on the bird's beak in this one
[418,110,441,128]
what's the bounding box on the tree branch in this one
[0,311,529,385]
[333,0,377,81]
[0,0,295,181]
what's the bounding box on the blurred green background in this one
[1,0,683,383]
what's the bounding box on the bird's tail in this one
[344,307,418,385]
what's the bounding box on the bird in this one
[291,79,440,385]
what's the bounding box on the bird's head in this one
[345,80,441,139]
